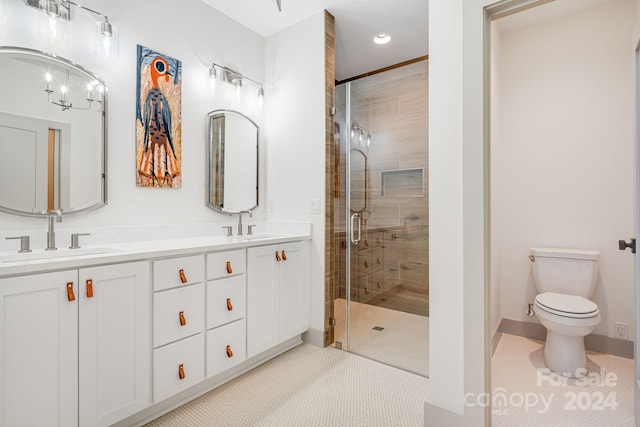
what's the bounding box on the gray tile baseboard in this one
[493,318,633,359]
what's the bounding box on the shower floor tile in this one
[333,298,429,376]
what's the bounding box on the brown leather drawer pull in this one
[226,345,233,358]
[281,250,287,261]
[179,269,187,284]
[86,279,94,298]
[275,251,281,262]
[226,298,233,311]
[226,261,233,274]
[66,282,75,302]
[179,311,186,326]
[178,364,185,380]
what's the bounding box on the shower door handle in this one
[350,213,361,245]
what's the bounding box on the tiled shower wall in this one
[334,60,429,316]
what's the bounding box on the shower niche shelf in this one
[381,168,424,197]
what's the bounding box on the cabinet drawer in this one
[154,255,204,291]
[206,319,246,378]
[207,249,245,280]
[153,333,205,403]
[206,275,246,330]
[357,252,372,273]
[154,283,204,348]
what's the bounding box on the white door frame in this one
[634,37,640,427]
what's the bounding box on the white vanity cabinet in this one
[0,261,150,427]
[247,241,310,358]
[0,232,311,427]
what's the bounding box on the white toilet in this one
[530,247,601,378]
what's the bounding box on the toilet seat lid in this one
[535,292,599,318]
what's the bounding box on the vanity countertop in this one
[0,232,311,278]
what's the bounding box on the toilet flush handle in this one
[528,255,535,262]
[618,238,636,254]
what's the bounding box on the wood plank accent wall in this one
[324,10,336,346]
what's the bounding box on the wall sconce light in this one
[351,122,372,147]
[44,68,104,111]
[209,63,264,105]
[25,0,119,57]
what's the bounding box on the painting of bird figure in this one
[135,45,182,188]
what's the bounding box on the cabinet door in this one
[78,261,150,427]
[279,241,310,341]
[0,270,78,427]
[247,245,280,357]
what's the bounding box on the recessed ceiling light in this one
[374,34,391,45]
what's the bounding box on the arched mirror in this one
[0,46,107,217]
[207,109,258,214]
[350,148,367,213]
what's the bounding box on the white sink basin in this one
[238,234,277,241]
[0,247,119,263]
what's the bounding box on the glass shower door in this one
[333,63,429,376]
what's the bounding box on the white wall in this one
[264,13,327,339]
[0,0,266,249]
[426,0,493,424]
[492,0,635,339]
[426,0,467,418]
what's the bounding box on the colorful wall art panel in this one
[135,45,182,188]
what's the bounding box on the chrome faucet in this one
[237,210,253,236]
[46,210,62,251]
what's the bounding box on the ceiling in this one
[199,0,429,82]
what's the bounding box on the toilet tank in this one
[530,247,600,298]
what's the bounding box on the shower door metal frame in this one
[344,81,353,351]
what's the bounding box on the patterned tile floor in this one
[492,334,635,426]
[146,344,429,427]
[146,325,633,426]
